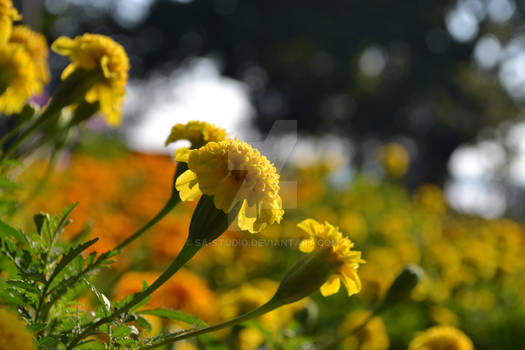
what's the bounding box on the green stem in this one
[114,194,180,251]
[139,300,281,350]
[0,103,60,161]
[0,104,35,147]
[66,243,201,350]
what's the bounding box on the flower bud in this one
[271,247,342,305]
[49,68,104,113]
[381,264,423,308]
[187,194,242,246]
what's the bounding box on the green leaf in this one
[6,279,40,295]
[55,202,79,234]
[139,309,207,327]
[84,279,110,315]
[135,316,152,332]
[0,176,22,189]
[0,219,27,244]
[28,323,47,332]
[113,324,132,338]
[33,213,50,236]
[48,238,98,285]
[36,335,61,347]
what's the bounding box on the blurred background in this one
[9,1,525,349]
[15,0,525,220]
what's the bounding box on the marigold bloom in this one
[380,143,409,178]
[51,33,129,126]
[0,43,39,115]
[165,121,227,149]
[10,25,50,86]
[0,308,35,350]
[408,326,474,350]
[0,0,20,44]
[175,139,283,233]
[297,219,365,296]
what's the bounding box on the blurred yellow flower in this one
[0,44,39,115]
[408,326,474,350]
[9,25,50,86]
[414,184,446,214]
[51,33,129,126]
[165,121,227,149]
[340,310,389,350]
[380,143,409,178]
[175,139,284,233]
[0,0,20,44]
[297,219,365,296]
[0,308,35,350]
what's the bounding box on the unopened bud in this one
[271,248,341,305]
[381,264,423,309]
[187,195,241,246]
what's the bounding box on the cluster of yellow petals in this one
[0,308,35,350]
[408,326,474,350]
[176,139,284,233]
[0,43,39,115]
[51,33,129,126]
[298,219,365,296]
[10,25,50,86]
[0,0,20,44]
[165,121,227,149]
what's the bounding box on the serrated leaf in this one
[33,213,49,236]
[48,238,98,285]
[84,279,110,315]
[28,323,47,332]
[55,202,78,235]
[135,316,152,332]
[0,219,27,244]
[6,280,40,294]
[139,309,207,327]
[113,324,132,338]
[36,335,61,347]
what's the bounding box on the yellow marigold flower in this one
[0,43,39,115]
[165,121,227,149]
[408,326,474,350]
[51,33,129,126]
[297,219,365,296]
[175,139,283,233]
[0,308,35,350]
[0,0,21,44]
[340,310,389,350]
[380,143,409,178]
[10,25,50,86]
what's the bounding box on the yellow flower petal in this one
[299,238,315,253]
[340,265,361,296]
[320,275,341,296]
[236,200,257,233]
[50,36,75,56]
[176,170,201,201]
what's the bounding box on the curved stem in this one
[0,105,35,147]
[139,299,281,350]
[66,243,201,350]
[0,103,60,161]
[114,194,180,251]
